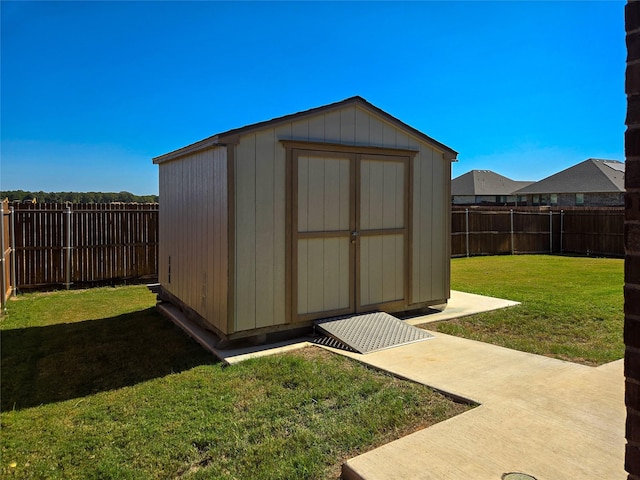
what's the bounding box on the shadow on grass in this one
[1,308,216,411]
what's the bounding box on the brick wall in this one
[522,192,624,207]
[626,1,640,477]
[585,192,625,207]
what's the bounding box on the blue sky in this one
[1,1,625,195]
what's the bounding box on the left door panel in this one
[293,150,355,321]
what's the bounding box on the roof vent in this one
[602,161,625,173]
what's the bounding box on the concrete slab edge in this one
[315,344,482,406]
[405,290,520,326]
[157,303,228,363]
[158,302,313,365]
[222,340,312,364]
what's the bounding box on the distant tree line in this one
[1,190,158,204]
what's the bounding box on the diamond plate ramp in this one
[315,312,434,354]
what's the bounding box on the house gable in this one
[452,170,533,196]
[516,159,625,195]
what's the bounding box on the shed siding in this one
[412,144,450,304]
[159,147,228,333]
[233,104,449,332]
[234,128,289,332]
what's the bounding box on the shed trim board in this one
[155,97,456,341]
[226,144,236,335]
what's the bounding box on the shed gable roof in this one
[153,96,458,164]
[515,159,625,194]
[451,170,533,196]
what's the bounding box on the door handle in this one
[351,231,359,243]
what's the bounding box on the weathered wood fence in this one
[2,203,158,294]
[452,207,624,257]
[0,203,624,298]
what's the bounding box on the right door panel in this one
[357,156,409,311]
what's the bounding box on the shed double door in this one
[293,148,409,322]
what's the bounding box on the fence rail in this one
[451,207,624,257]
[0,204,624,297]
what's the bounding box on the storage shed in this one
[153,97,457,343]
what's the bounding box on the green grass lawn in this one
[428,255,623,366]
[1,286,470,479]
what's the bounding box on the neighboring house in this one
[451,170,533,205]
[515,158,625,207]
[153,96,458,344]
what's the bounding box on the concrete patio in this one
[337,332,624,480]
[161,289,624,479]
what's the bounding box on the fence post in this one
[64,205,72,290]
[465,208,470,257]
[510,209,514,255]
[549,210,553,253]
[560,210,564,253]
[0,201,6,312]
[9,206,16,297]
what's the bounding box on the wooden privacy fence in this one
[4,203,158,291]
[0,203,624,295]
[452,207,624,257]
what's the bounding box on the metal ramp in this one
[314,312,434,354]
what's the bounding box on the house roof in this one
[451,170,533,196]
[153,96,458,164]
[515,159,625,194]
